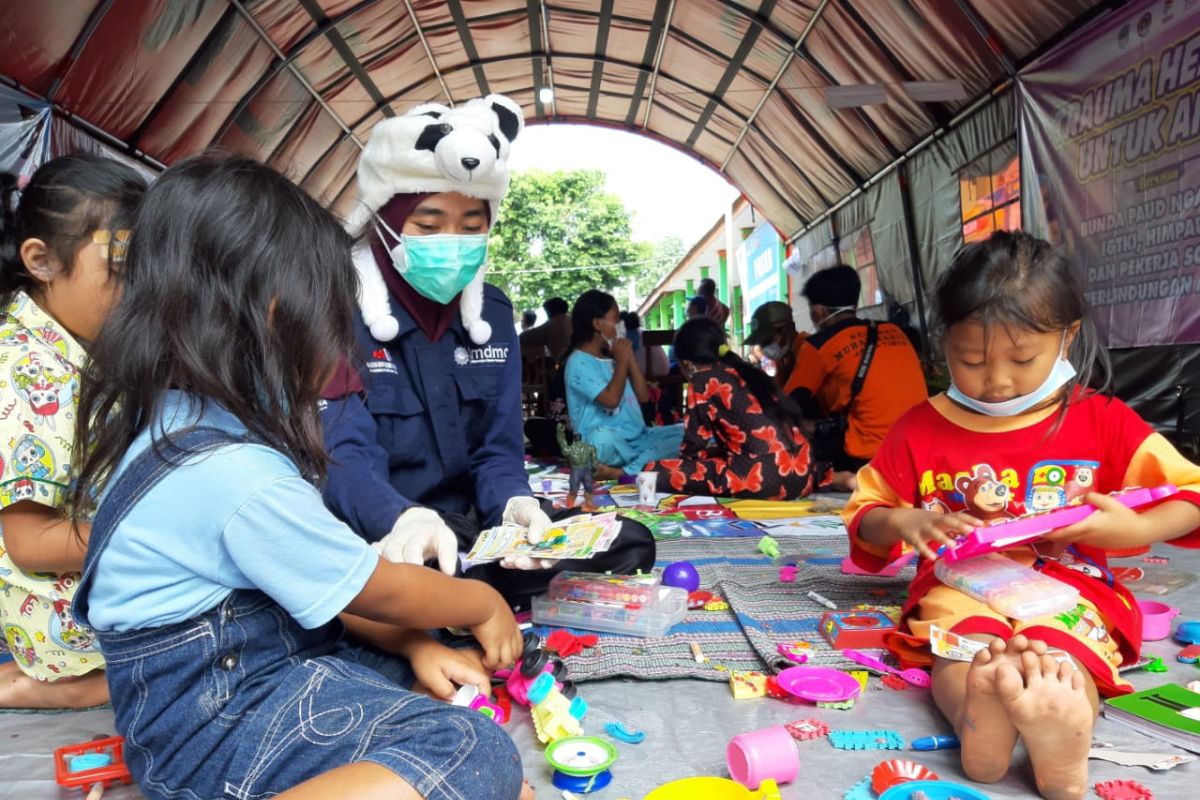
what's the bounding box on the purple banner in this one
[1019,0,1200,346]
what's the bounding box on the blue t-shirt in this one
[86,391,378,632]
[564,350,646,444]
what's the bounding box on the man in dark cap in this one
[784,265,926,475]
[744,300,805,388]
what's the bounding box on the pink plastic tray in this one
[940,485,1177,564]
[775,666,861,703]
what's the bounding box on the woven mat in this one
[537,533,914,683]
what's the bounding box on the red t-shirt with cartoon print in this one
[843,390,1200,689]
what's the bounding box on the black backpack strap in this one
[847,321,878,412]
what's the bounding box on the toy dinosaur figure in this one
[557,423,598,512]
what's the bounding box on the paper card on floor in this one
[675,495,719,506]
[607,491,646,508]
[759,516,848,537]
[1088,748,1196,770]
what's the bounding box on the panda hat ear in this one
[486,94,524,143]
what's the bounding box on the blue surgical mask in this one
[947,334,1077,417]
[374,217,488,305]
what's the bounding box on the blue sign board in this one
[736,223,781,320]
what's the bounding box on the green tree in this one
[489,169,643,313]
[634,235,686,301]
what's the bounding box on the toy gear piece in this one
[1095,779,1154,800]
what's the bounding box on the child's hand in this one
[470,591,523,671]
[894,508,982,560]
[1043,491,1150,549]
[408,640,491,702]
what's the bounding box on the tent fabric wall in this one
[0,83,51,177]
[1110,347,1200,450]
[832,171,915,309]
[0,1,1105,240]
[904,91,1015,306]
[0,82,152,181]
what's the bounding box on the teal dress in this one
[565,350,683,474]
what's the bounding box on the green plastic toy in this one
[557,423,598,511]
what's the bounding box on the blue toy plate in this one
[879,780,990,800]
[1175,619,1200,645]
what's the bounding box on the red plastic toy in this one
[941,485,1178,564]
[1095,779,1154,800]
[1177,644,1200,664]
[819,610,897,650]
[54,736,132,791]
[544,629,598,658]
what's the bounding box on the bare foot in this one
[0,663,109,709]
[594,464,623,481]
[519,779,536,799]
[958,635,1044,782]
[830,470,858,493]
[997,650,1093,800]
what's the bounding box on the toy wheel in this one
[520,649,549,678]
[544,736,616,776]
[521,630,541,656]
[549,659,567,680]
[559,679,577,699]
[527,672,553,705]
[568,696,588,719]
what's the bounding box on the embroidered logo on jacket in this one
[367,347,398,374]
[455,344,508,366]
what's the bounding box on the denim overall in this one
[74,428,523,800]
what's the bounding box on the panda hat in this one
[347,93,525,344]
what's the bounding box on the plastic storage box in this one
[546,570,661,606]
[934,553,1079,620]
[533,580,688,637]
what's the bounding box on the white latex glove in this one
[502,496,551,543]
[372,507,459,575]
[500,497,555,571]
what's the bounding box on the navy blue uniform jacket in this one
[321,283,530,541]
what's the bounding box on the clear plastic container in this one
[532,585,688,637]
[934,553,1080,620]
[546,571,660,606]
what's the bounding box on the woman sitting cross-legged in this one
[648,317,854,499]
[564,290,683,479]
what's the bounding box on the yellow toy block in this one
[729,670,768,699]
[849,670,869,692]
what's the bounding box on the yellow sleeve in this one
[1122,432,1200,546]
[841,463,911,568]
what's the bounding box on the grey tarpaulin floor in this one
[3,540,1199,800]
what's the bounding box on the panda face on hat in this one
[349,93,525,346]
[349,94,524,235]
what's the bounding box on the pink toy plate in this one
[775,666,861,703]
[941,485,1177,564]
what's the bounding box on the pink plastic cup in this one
[726,725,799,789]
[1137,598,1181,641]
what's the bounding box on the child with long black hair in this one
[646,317,833,499]
[69,154,530,800]
[844,231,1200,800]
[0,156,145,709]
[564,289,683,478]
